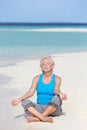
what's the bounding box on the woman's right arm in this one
[11,75,39,106]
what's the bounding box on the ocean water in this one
[0,24,87,66]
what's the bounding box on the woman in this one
[11,56,67,123]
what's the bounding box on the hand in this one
[11,98,21,106]
[59,93,67,100]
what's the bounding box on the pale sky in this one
[0,0,87,23]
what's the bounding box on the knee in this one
[21,99,32,108]
[51,95,62,106]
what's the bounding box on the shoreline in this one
[1,27,87,32]
[0,51,87,67]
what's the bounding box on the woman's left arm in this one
[54,76,67,100]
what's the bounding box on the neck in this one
[43,71,52,77]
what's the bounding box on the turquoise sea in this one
[0,23,87,66]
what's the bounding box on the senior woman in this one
[11,56,67,123]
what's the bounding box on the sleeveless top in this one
[36,73,56,105]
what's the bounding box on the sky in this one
[0,0,87,23]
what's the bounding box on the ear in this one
[51,63,55,68]
[40,62,42,67]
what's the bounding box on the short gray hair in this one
[40,56,55,67]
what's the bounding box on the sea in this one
[0,23,87,67]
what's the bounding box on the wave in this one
[1,28,87,32]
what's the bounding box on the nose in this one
[44,64,48,67]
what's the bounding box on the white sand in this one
[0,52,87,130]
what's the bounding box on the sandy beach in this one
[0,52,87,130]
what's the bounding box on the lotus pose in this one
[11,56,67,123]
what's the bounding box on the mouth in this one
[44,68,48,69]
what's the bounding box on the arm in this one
[54,76,67,100]
[11,75,39,106]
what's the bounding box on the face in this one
[41,58,54,73]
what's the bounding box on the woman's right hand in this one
[11,98,21,106]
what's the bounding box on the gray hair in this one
[40,56,55,67]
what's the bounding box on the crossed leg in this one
[22,95,62,123]
[26,105,57,123]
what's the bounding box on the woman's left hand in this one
[59,93,67,100]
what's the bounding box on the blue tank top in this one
[36,74,56,105]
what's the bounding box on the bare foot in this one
[26,117,40,122]
[44,116,53,123]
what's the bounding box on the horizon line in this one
[0,22,87,26]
